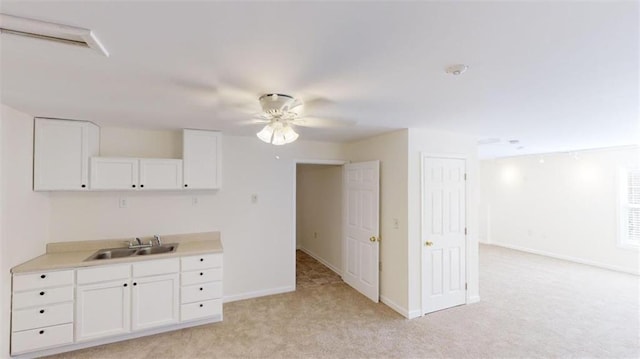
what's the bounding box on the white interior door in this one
[343,161,380,302]
[422,156,467,314]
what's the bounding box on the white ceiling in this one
[1,1,637,158]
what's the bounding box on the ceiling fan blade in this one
[290,116,356,128]
[215,85,261,114]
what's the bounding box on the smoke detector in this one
[446,64,469,75]
[0,13,108,56]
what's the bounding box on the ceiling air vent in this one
[0,13,108,56]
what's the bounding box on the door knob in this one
[425,241,434,246]
[369,236,377,242]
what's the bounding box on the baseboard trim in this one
[489,242,639,276]
[223,286,294,303]
[379,295,415,319]
[298,247,342,276]
[467,295,481,304]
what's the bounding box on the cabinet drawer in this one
[180,282,222,304]
[12,302,73,332]
[181,253,222,271]
[180,299,222,322]
[11,323,73,355]
[13,286,73,309]
[133,258,179,277]
[181,268,222,286]
[13,270,74,292]
[77,264,130,285]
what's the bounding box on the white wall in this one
[345,130,410,316]
[99,127,182,159]
[48,130,346,301]
[296,164,343,273]
[407,128,480,316]
[0,105,51,358]
[480,147,640,274]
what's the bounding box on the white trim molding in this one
[223,286,294,303]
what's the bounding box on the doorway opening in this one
[294,161,345,290]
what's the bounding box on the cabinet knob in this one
[40,274,46,279]
[140,184,144,188]
[184,184,188,188]
[199,304,203,308]
[123,283,128,287]
[200,258,204,262]
[81,184,86,188]
[199,287,203,291]
[39,291,45,296]
[133,282,137,286]
[200,272,203,276]
[39,309,45,314]
[39,330,44,335]
[132,184,136,188]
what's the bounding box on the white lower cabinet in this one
[180,254,223,322]
[11,253,222,356]
[10,269,75,355]
[76,279,131,342]
[130,258,180,333]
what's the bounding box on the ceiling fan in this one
[249,93,354,145]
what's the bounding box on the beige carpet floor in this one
[47,244,639,358]
[295,250,343,289]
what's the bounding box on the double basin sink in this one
[85,243,179,261]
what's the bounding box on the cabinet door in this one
[90,157,139,190]
[131,274,179,331]
[33,118,99,191]
[139,159,183,190]
[76,280,131,342]
[183,130,221,189]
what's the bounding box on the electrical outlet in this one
[393,218,399,229]
[192,197,198,206]
[314,232,318,239]
[118,197,128,208]
[251,194,258,203]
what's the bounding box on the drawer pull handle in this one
[123,283,128,287]
[39,330,44,335]
[199,304,203,308]
[40,274,46,279]
[200,258,204,262]
[39,291,45,296]
[199,287,203,291]
[200,272,203,276]
[39,309,45,314]
[133,282,137,286]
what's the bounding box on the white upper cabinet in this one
[90,157,139,190]
[183,129,221,190]
[91,158,183,190]
[139,159,183,190]
[33,118,99,191]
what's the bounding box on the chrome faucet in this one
[127,237,151,249]
[153,234,162,246]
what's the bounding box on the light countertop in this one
[11,232,223,274]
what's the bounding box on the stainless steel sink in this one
[84,244,179,261]
[135,244,178,256]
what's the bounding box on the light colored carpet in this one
[47,244,639,358]
[295,250,343,289]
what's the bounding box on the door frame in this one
[291,159,349,290]
[420,153,469,315]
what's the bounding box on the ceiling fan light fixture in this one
[257,124,275,143]
[256,122,299,146]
